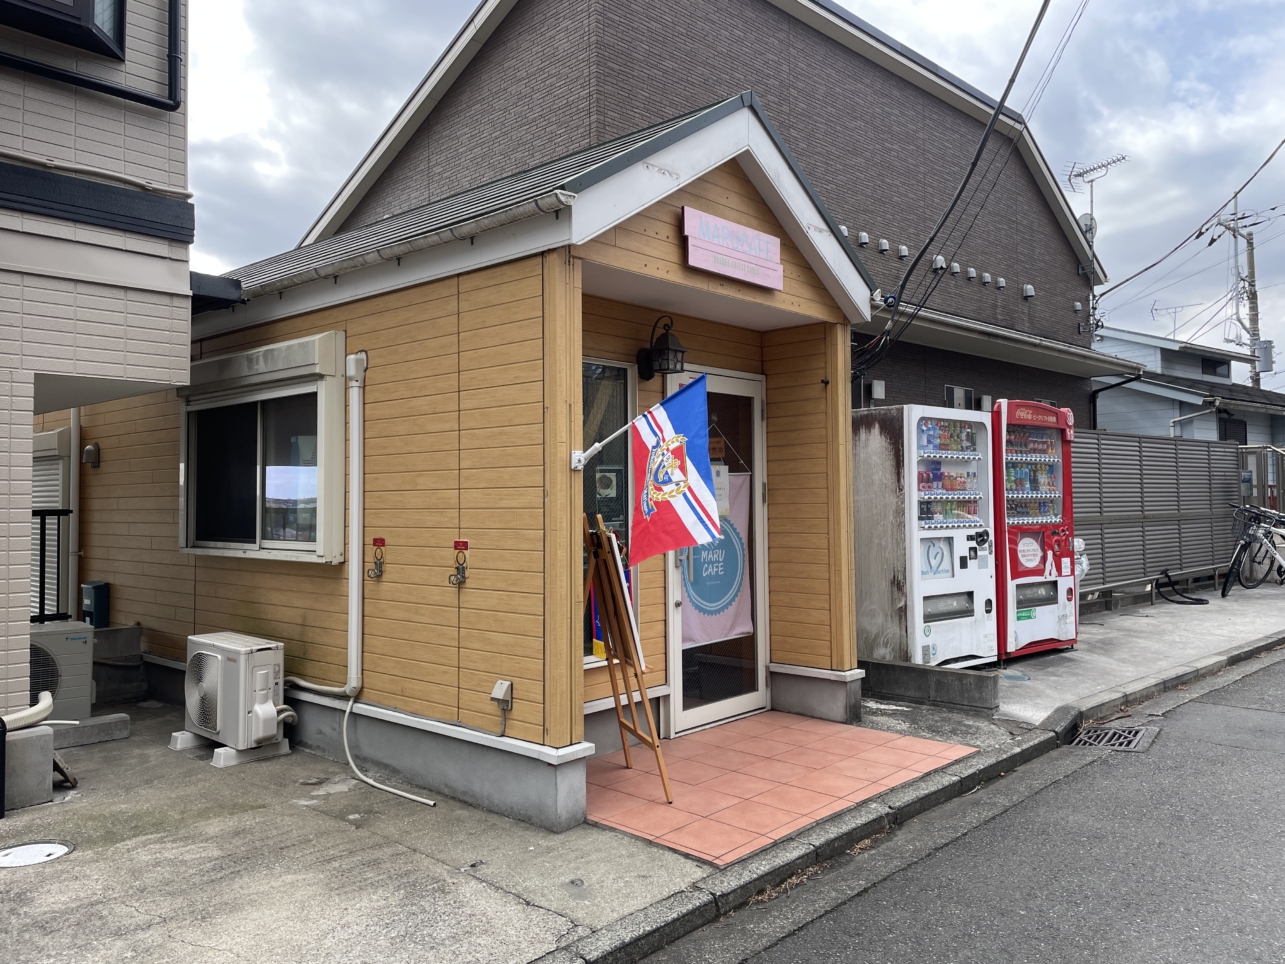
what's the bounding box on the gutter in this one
[0,0,182,112]
[238,189,575,299]
[1090,374,1142,430]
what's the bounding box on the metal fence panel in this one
[1073,429,1240,589]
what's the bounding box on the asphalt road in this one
[648,654,1285,964]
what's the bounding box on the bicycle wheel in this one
[1241,536,1277,589]
[1223,541,1248,596]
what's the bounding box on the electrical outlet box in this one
[490,679,513,710]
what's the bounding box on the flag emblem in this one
[629,374,721,565]
[643,434,691,518]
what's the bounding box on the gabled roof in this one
[297,0,1104,281]
[1098,326,1256,366]
[1135,371,1285,413]
[225,92,877,299]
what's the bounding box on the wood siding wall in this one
[69,256,561,746]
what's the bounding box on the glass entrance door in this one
[666,370,768,733]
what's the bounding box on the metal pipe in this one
[1170,403,1218,437]
[0,0,183,112]
[1089,374,1142,430]
[70,408,80,620]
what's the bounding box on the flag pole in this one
[572,419,631,471]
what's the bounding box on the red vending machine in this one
[992,400,1077,660]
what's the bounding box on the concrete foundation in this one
[52,713,130,749]
[860,658,999,715]
[288,691,593,833]
[4,724,53,811]
[768,664,865,723]
[584,697,663,757]
[142,654,184,705]
[93,624,146,704]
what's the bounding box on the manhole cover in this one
[1000,673,1030,681]
[1072,726,1158,752]
[0,841,73,867]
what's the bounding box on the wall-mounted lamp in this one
[82,442,100,468]
[637,315,687,381]
[931,255,947,272]
[857,232,870,246]
[1023,284,1036,300]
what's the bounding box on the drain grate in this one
[1072,725,1158,752]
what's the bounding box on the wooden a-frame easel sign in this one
[583,514,673,804]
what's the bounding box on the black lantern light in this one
[637,315,687,381]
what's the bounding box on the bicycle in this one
[1223,503,1285,596]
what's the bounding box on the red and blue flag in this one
[629,374,721,565]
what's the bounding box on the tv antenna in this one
[1150,300,1200,338]
[1066,154,1129,333]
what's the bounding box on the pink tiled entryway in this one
[586,710,976,865]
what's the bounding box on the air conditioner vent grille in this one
[186,651,220,732]
[29,643,60,706]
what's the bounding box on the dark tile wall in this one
[340,0,1092,349]
[862,341,1093,428]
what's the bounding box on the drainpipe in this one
[280,352,435,807]
[1089,374,1142,430]
[0,0,183,112]
[285,351,367,698]
[70,407,80,619]
[1171,398,1221,437]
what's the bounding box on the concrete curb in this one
[1035,628,1285,741]
[541,728,1058,964]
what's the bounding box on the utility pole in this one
[1246,230,1262,387]
[1219,198,1266,388]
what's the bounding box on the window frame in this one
[582,356,637,669]
[0,0,126,60]
[178,332,346,565]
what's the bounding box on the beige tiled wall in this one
[0,370,32,714]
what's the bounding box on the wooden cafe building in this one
[53,92,871,830]
[45,0,1123,833]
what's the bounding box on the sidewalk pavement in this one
[2,586,1283,964]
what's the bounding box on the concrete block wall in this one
[0,369,33,715]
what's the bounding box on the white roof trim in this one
[300,0,1103,277]
[1099,326,1257,364]
[568,108,871,323]
[196,107,870,340]
[1091,376,1206,404]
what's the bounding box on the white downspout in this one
[69,407,80,619]
[283,351,435,807]
[285,351,367,698]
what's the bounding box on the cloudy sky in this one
[188,0,1285,385]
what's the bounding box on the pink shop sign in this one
[682,206,784,291]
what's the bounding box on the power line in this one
[854,0,1067,377]
[1098,134,1285,299]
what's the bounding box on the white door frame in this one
[664,366,770,734]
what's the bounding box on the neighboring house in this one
[0,1,221,735]
[39,0,1138,828]
[1092,327,1285,444]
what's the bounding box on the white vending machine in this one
[853,405,998,668]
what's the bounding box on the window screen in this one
[192,403,258,544]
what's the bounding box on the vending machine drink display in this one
[852,406,998,669]
[991,399,1077,659]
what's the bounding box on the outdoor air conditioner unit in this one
[170,632,292,767]
[29,622,95,723]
